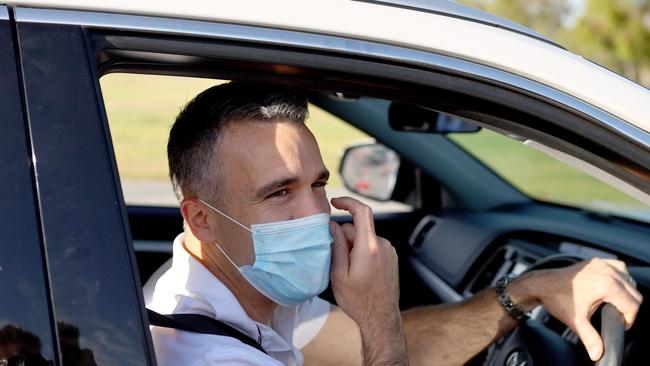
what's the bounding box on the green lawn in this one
[100,73,368,188]
[100,73,648,218]
[101,74,216,180]
[450,131,647,213]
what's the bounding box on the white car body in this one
[5,0,650,135]
[1,2,649,365]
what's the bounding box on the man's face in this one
[208,120,331,265]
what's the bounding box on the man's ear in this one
[180,198,218,243]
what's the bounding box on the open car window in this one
[100,73,412,214]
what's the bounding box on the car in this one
[1,0,649,365]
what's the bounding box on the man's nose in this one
[292,189,329,219]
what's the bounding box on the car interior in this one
[96,31,650,365]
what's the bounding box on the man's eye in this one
[313,181,328,188]
[269,189,288,198]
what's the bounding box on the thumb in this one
[330,221,350,280]
[574,317,604,361]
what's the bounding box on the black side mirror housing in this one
[389,102,481,134]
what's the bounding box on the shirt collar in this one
[167,233,293,353]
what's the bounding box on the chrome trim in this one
[526,139,650,204]
[408,215,440,247]
[133,240,172,253]
[0,6,8,20]
[14,8,650,150]
[367,0,560,47]
[409,256,463,303]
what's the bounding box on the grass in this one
[101,74,216,181]
[450,131,647,213]
[100,73,369,188]
[100,73,648,217]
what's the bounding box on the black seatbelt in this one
[147,308,267,355]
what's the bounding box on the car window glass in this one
[100,73,411,214]
[449,128,650,222]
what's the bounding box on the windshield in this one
[449,129,650,223]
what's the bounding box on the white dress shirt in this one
[144,234,331,366]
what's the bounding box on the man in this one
[146,81,642,365]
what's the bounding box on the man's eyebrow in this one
[253,177,299,201]
[253,170,329,201]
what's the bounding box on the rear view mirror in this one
[339,143,400,201]
[389,102,480,134]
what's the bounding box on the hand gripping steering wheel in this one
[484,254,626,366]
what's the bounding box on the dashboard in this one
[407,203,650,365]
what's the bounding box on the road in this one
[121,180,411,214]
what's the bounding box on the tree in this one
[458,0,573,41]
[458,0,650,84]
[572,0,650,83]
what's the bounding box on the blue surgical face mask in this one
[199,199,333,306]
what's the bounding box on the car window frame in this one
[14,7,649,159]
[13,7,649,204]
[0,8,60,365]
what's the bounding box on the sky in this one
[566,0,586,27]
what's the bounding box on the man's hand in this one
[511,258,643,361]
[329,197,399,323]
[329,196,408,365]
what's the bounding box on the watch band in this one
[495,273,530,322]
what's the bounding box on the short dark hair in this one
[167,81,309,202]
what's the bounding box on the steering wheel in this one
[484,254,626,366]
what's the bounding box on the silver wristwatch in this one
[495,273,530,322]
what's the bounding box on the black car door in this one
[0,6,59,365]
[12,10,155,366]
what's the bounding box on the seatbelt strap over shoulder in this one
[146,308,267,355]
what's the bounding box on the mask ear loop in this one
[198,199,253,270]
[198,199,253,233]
[214,240,241,270]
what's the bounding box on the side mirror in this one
[339,143,400,201]
[389,102,481,134]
